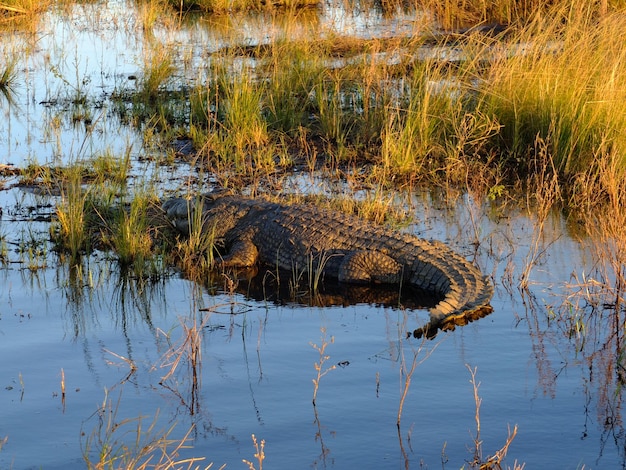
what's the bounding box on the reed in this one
[0,0,53,26]
[417,0,618,29]
[53,165,90,263]
[139,47,176,100]
[170,0,318,13]
[379,60,454,178]
[107,192,156,271]
[0,56,18,104]
[170,196,219,281]
[478,5,626,182]
[260,40,324,134]
[220,62,269,165]
[81,389,208,470]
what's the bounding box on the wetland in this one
[2,1,626,468]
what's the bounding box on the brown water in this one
[1,2,625,469]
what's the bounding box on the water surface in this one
[0,2,624,469]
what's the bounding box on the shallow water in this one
[1,185,622,469]
[1,2,625,469]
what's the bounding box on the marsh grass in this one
[417,0,619,29]
[140,48,177,100]
[477,6,626,180]
[261,41,324,134]
[157,313,211,416]
[519,138,562,289]
[106,192,158,273]
[53,165,90,263]
[0,0,53,26]
[0,56,18,104]
[171,0,318,13]
[81,389,209,470]
[18,226,49,271]
[169,197,220,281]
[159,314,205,385]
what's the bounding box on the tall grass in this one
[169,0,318,13]
[380,64,450,177]
[417,0,622,29]
[108,192,156,270]
[53,165,90,263]
[261,40,324,134]
[0,56,18,104]
[478,6,626,183]
[0,0,52,22]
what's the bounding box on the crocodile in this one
[162,191,494,337]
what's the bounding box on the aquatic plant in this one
[168,195,220,281]
[81,389,208,469]
[53,165,90,263]
[0,56,18,104]
[464,364,522,469]
[0,0,53,26]
[242,434,265,470]
[140,48,177,100]
[261,40,324,134]
[417,0,620,29]
[310,327,337,406]
[170,0,318,13]
[478,5,626,181]
[106,192,156,270]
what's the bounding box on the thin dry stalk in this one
[467,364,483,462]
[159,315,207,385]
[397,339,439,427]
[82,389,210,470]
[310,327,337,406]
[60,368,66,412]
[519,137,561,289]
[466,364,522,469]
[242,434,265,470]
[104,348,139,386]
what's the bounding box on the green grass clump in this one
[106,193,156,270]
[52,165,91,264]
[0,57,18,104]
[478,6,626,182]
[260,41,325,134]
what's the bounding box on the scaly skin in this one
[163,191,494,337]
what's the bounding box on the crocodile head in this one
[162,188,233,232]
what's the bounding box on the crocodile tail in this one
[412,274,494,339]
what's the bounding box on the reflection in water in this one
[522,254,626,466]
[60,258,169,338]
[200,267,493,339]
[559,277,626,466]
[205,266,442,310]
[312,404,335,468]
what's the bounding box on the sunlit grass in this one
[468,5,626,209]
[416,0,624,29]
[0,56,18,103]
[81,389,210,470]
[106,192,157,270]
[52,165,90,264]
[169,0,318,13]
[0,0,51,18]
